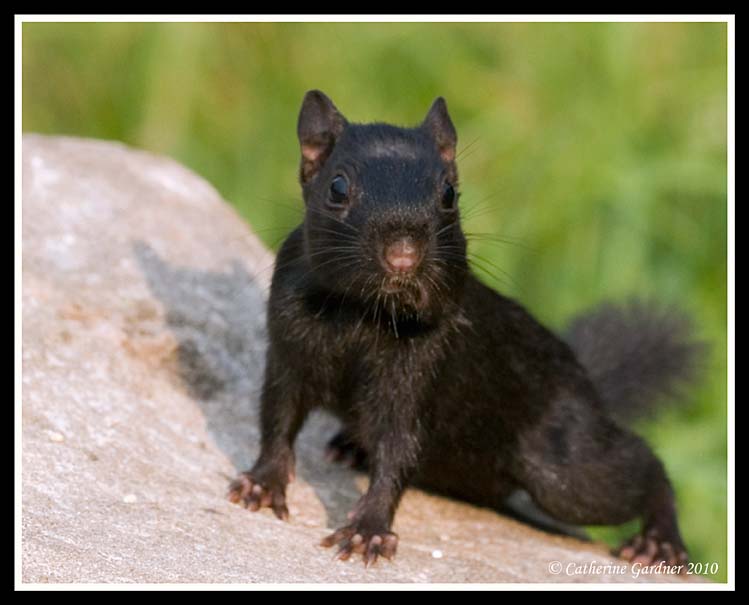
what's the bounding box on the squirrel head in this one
[296,90,468,324]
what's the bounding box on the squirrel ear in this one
[297,90,348,182]
[422,97,457,163]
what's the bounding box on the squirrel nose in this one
[384,237,422,273]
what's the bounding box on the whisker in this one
[466,256,518,292]
[302,205,361,235]
[464,233,534,253]
[307,227,363,244]
[456,146,480,163]
[389,297,399,338]
[455,136,481,160]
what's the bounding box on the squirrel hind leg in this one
[616,485,689,569]
[514,414,689,567]
[325,429,369,471]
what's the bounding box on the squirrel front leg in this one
[227,346,310,520]
[320,355,428,565]
[320,426,421,565]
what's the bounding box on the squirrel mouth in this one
[381,273,415,293]
[381,277,406,295]
[380,275,430,310]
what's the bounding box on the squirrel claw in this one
[227,471,289,521]
[616,531,688,570]
[321,525,398,565]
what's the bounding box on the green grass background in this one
[22,21,728,581]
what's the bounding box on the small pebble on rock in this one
[44,430,65,442]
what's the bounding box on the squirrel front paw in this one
[320,521,399,565]
[227,469,290,521]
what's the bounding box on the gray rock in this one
[21,134,697,584]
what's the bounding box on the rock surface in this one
[21,135,695,584]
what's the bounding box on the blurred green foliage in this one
[23,22,728,581]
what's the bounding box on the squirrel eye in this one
[440,182,457,211]
[329,175,349,206]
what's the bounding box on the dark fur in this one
[229,91,702,566]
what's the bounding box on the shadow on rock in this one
[133,240,361,529]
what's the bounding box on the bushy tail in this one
[565,301,707,424]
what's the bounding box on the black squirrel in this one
[228,90,703,567]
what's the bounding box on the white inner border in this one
[14,13,736,592]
